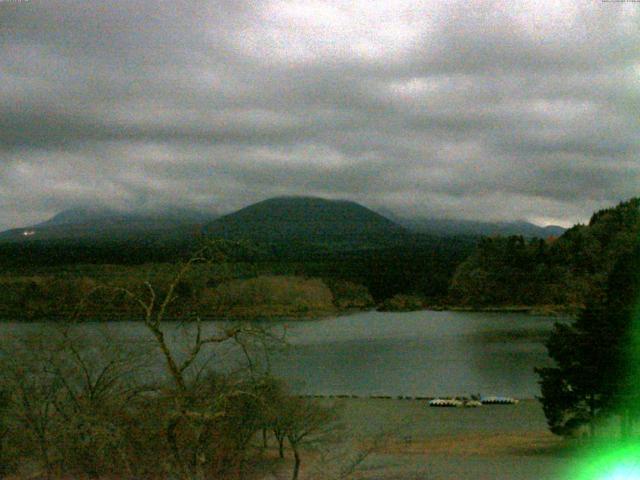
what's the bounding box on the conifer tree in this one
[536,239,640,437]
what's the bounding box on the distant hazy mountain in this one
[39,207,214,226]
[397,217,566,238]
[0,199,565,244]
[203,196,406,244]
[0,207,218,242]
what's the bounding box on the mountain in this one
[398,217,566,238]
[203,196,406,244]
[0,207,217,242]
[0,199,566,245]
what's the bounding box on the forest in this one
[450,198,640,312]
[0,198,638,320]
[0,235,474,320]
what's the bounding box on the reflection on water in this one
[268,310,561,398]
[0,310,563,398]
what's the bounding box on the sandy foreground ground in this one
[289,398,583,480]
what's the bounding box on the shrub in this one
[204,275,335,318]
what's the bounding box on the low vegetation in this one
[378,294,426,312]
[204,275,336,318]
[0,269,375,321]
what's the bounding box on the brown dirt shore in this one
[299,398,581,480]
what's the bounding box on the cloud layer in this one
[1,0,639,229]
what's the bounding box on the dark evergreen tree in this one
[536,239,640,437]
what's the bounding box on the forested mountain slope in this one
[203,196,407,245]
[449,198,640,309]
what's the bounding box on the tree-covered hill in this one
[449,198,640,309]
[203,196,407,245]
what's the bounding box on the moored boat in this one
[480,396,519,405]
[429,398,463,407]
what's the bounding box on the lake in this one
[1,310,561,399]
[268,310,559,398]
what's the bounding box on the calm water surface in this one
[1,310,561,398]
[269,310,559,398]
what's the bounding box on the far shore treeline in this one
[0,196,638,321]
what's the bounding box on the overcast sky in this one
[1,0,639,230]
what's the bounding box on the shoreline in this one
[320,397,573,480]
[296,394,537,402]
[378,304,579,317]
[0,304,575,322]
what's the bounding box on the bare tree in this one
[97,240,280,480]
[278,398,337,480]
[0,321,154,479]
[0,334,63,479]
[0,240,337,480]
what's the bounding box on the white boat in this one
[480,396,519,405]
[429,398,463,407]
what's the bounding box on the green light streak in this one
[575,444,640,480]
[572,246,640,480]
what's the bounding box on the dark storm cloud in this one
[0,0,639,229]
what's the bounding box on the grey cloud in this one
[0,0,638,230]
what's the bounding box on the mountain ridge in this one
[0,196,566,243]
[397,217,566,238]
[0,206,218,242]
